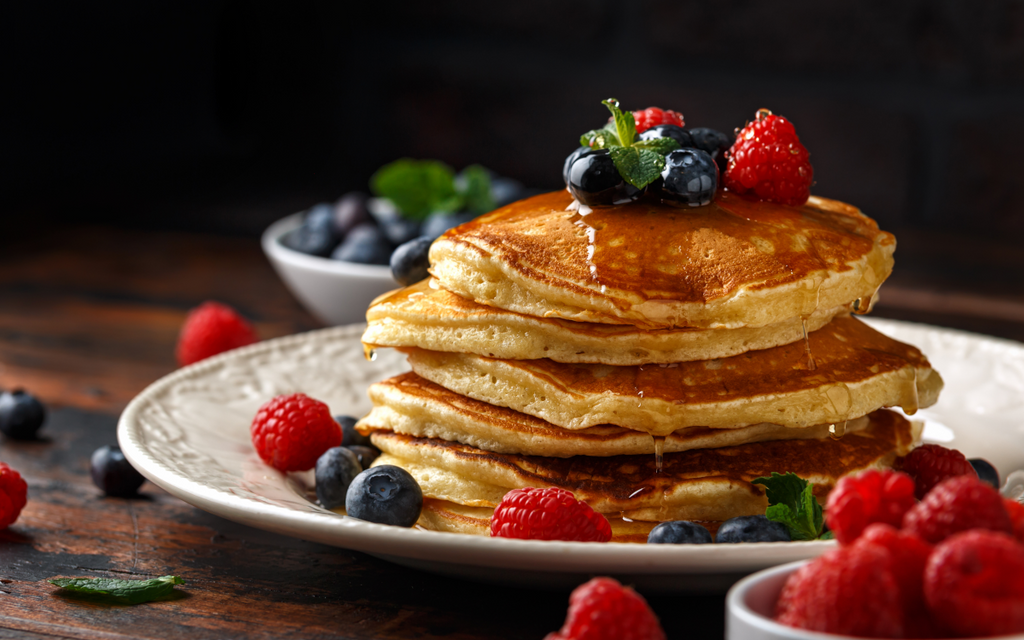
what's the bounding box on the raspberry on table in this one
[723,109,813,206]
[545,577,665,640]
[903,474,1013,544]
[824,468,917,545]
[250,393,342,472]
[775,542,905,637]
[490,487,612,542]
[629,107,685,134]
[924,530,1024,637]
[176,301,259,366]
[896,443,978,500]
[1004,498,1024,543]
[0,462,27,529]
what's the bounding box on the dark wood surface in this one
[1,222,1023,639]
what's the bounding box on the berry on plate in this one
[315,446,363,510]
[0,462,27,529]
[176,301,259,367]
[656,148,719,207]
[924,530,1024,637]
[970,457,1001,489]
[335,415,371,447]
[90,445,146,497]
[646,520,712,544]
[567,149,642,207]
[723,109,813,206]
[545,577,665,640]
[345,465,423,527]
[250,393,342,472]
[0,389,46,440]
[824,468,917,545]
[490,487,611,542]
[903,474,1013,544]
[630,107,684,134]
[896,443,978,500]
[715,515,790,543]
[1005,498,1024,543]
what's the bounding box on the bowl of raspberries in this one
[726,445,1024,639]
[261,159,529,325]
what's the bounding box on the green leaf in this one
[369,159,458,220]
[603,99,637,147]
[457,164,496,215]
[50,575,184,605]
[580,123,620,150]
[752,472,825,541]
[608,146,666,189]
[634,137,681,155]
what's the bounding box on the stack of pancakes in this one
[356,190,942,542]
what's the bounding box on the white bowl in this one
[726,560,1024,640]
[261,212,399,325]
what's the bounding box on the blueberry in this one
[490,176,526,208]
[715,515,791,543]
[332,192,370,237]
[658,148,719,207]
[391,236,432,286]
[90,445,146,497]
[368,200,423,245]
[422,211,477,240]
[282,204,339,257]
[336,415,371,447]
[639,124,693,149]
[346,445,381,468]
[647,520,713,544]
[315,446,363,510]
[567,149,642,206]
[562,146,596,186]
[688,127,733,174]
[0,390,46,440]
[970,458,1000,489]
[345,465,423,527]
[331,223,394,265]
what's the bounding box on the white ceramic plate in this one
[118,319,1024,593]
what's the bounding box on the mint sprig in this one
[370,160,496,221]
[578,99,680,190]
[752,472,827,541]
[50,575,184,604]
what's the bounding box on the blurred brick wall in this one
[6,0,1024,238]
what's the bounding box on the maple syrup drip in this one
[628,486,654,499]
[652,435,666,474]
[852,289,877,315]
[801,318,817,370]
[363,345,377,362]
[829,420,848,441]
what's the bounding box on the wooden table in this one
[1,223,1022,639]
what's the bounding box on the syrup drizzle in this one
[652,435,666,474]
[801,318,817,370]
[829,420,848,440]
[363,345,377,362]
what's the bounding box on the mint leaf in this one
[580,123,619,149]
[457,165,496,214]
[752,472,825,541]
[609,146,667,189]
[603,99,637,147]
[634,137,681,155]
[370,159,458,220]
[50,575,184,604]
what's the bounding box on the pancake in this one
[371,409,920,525]
[358,372,871,457]
[364,279,851,365]
[404,315,942,436]
[429,190,894,330]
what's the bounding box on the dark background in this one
[7,0,1024,238]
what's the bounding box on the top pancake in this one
[429,190,894,330]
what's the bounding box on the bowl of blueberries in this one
[262,159,530,325]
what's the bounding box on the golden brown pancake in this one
[371,409,920,525]
[429,190,893,330]
[405,315,942,436]
[358,372,871,457]
[364,279,850,365]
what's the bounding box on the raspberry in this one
[775,542,905,637]
[490,487,611,542]
[723,109,813,206]
[896,443,977,500]
[176,301,259,366]
[857,524,935,635]
[824,468,917,545]
[250,393,341,472]
[0,462,27,529]
[630,107,684,134]
[545,577,665,640]
[1006,498,1024,543]
[903,475,1013,544]
[924,530,1024,637]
